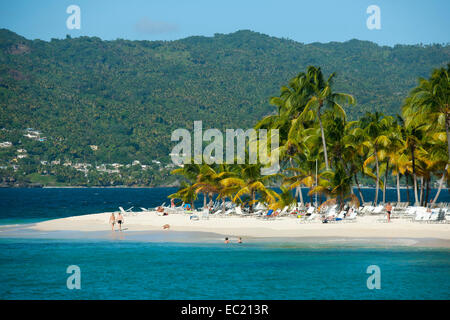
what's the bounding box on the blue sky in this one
[0,0,449,46]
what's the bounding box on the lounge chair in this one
[119,206,136,216]
[306,206,315,214]
[190,214,199,221]
[344,210,358,222]
[279,206,289,216]
[413,208,429,222]
[328,210,346,223]
[360,206,374,215]
[372,206,384,214]
[253,210,264,216]
[201,209,209,220]
[255,203,267,211]
[224,208,235,216]
[304,212,319,223]
[260,209,274,219]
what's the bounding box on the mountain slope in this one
[0,29,449,164]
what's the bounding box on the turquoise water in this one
[0,188,449,300]
[0,238,449,299]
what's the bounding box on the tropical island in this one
[27,63,450,246]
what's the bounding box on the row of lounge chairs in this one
[120,200,449,224]
[360,203,449,223]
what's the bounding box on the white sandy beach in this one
[28,211,450,244]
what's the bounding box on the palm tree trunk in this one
[251,190,255,213]
[396,172,401,203]
[317,110,329,170]
[297,186,304,207]
[425,178,430,206]
[405,173,410,204]
[446,116,450,162]
[222,198,226,213]
[411,146,419,205]
[383,158,389,204]
[290,158,304,207]
[432,164,448,204]
[203,192,207,209]
[419,177,423,206]
[354,174,365,203]
[374,151,379,205]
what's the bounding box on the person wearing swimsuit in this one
[109,212,115,231]
[385,202,392,222]
[117,212,124,231]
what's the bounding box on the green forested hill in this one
[0,28,449,166]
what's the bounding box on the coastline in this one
[2,185,439,189]
[5,211,448,248]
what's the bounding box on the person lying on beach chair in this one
[322,212,336,223]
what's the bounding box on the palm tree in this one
[421,130,448,204]
[359,112,392,205]
[381,117,403,203]
[310,163,353,209]
[270,187,296,211]
[398,115,428,205]
[390,152,409,203]
[169,162,201,208]
[408,64,450,159]
[343,121,368,203]
[404,65,449,204]
[193,164,235,208]
[220,163,279,211]
[169,182,197,209]
[299,66,355,170]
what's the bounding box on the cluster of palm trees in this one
[170,64,449,209]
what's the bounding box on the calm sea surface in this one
[0,188,449,300]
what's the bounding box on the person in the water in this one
[224,237,230,244]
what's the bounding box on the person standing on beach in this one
[385,202,392,222]
[117,211,124,231]
[109,212,116,231]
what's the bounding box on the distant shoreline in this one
[0,185,444,190]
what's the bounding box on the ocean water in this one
[0,188,449,300]
[0,239,449,300]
